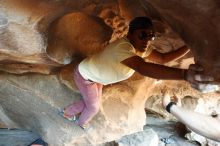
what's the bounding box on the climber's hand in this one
[161,89,181,108]
[162,93,171,108]
[185,64,219,93]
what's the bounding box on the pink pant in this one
[64,66,103,126]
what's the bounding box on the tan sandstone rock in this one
[0,0,220,145]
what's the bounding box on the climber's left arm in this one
[146,45,190,64]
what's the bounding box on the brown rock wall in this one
[0,0,220,145]
[47,12,112,64]
[145,0,220,81]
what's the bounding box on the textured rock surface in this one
[47,12,112,64]
[0,0,220,145]
[116,128,159,146]
[145,0,220,81]
[0,72,157,145]
[144,114,199,146]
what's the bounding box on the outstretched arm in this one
[146,45,189,64]
[121,55,185,80]
[171,106,220,142]
[121,57,219,93]
[162,94,220,142]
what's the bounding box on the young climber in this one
[60,17,218,129]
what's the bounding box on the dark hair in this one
[128,17,153,34]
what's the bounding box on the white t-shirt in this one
[78,37,152,85]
